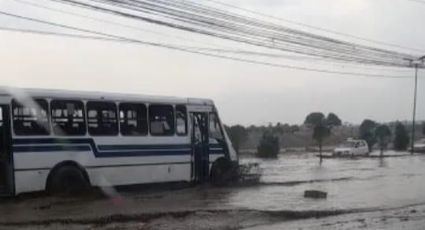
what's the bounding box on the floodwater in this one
[2,151,425,229]
[233,151,425,211]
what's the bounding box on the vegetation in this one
[304,112,342,163]
[224,119,418,156]
[272,123,300,134]
[256,132,280,158]
[375,124,392,156]
[225,125,248,153]
[393,122,410,151]
[359,119,377,152]
[326,113,342,126]
[224,121,350,153]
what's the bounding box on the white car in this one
[412,139,425,153]
[333,139,369,157]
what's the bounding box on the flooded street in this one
[2,152,425,229]
[235,151,425,211]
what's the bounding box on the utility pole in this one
[406,56,425,154]
[412,63,419,154]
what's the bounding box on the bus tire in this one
[47,165,90,196]
[210,158,238,186]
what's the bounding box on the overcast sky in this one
[0,0,424,126]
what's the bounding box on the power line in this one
[15,0,349,63]
[0,26,123,41]
[7,0,421,68]
[0,26,411,73]
[0,11,414,79]
[0,25,316,60]
[14,0,321,60]
[205,0,425,54]
[1,2,416,71]
[48,0,416,68]
[84,0,418,65]
[8,0,415,72]
[13,0,235,50]
[148,0,417,60]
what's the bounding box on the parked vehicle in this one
[412,139,425,153]
[333,138,369,156]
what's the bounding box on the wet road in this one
[1,151,425,229]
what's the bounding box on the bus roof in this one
[0,86,214,105]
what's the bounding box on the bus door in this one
[208,112,229,160]
[191,112,209,183]
[0,104,13,195]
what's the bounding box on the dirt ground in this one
[1,152,425,229]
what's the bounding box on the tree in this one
[304,112,325,127]
[225,125,248,153]
[256,132,280,158]
[393,122,410,151]
[304,112,341,163]
[327,113,342,126]
[359,119,377,152]
[312,124,331,156]
[375,124,392,156]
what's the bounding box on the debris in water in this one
[304,190,327,199]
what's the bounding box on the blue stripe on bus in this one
[13,138,218,149]
[13,145,91,152]
[12,145,192,157]
[97,144,191,151]
[12,138,225,157]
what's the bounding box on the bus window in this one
[175,105,187,135]
[149,105,174,136]
[12,99,50,135]
[119,103,148,136]
[51,100,86,136]
[209,112,224,140]
[87,101,118,136]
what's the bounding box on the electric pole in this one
[406,56,425,154]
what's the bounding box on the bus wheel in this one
[48,165,90,196]
[210,158,238,186]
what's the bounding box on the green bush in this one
[256,132,279,158]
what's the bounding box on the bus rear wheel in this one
[47,165,90,196]
[210,158,238,186]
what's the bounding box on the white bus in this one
[0,87,237,196]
